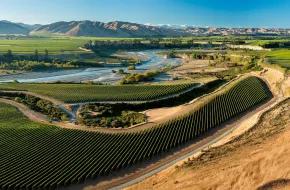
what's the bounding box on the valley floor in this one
[126,98,290,190]
[0,60,288,189]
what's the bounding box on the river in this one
[0,50,181,83]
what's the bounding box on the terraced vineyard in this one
[0,76,271,189]
[0,82,198,103]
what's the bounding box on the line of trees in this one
[84,39,220,53]
[0,49,103,71]
[0,49,50,64]
[0,49,77,71]
[262,41,290,48]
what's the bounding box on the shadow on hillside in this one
[257,179,290,190]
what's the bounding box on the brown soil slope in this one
[127,98,290,190]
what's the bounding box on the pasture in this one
[0,36,139,54]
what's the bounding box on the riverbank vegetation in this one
[83,38,220,54]
[0,49,139,71]
[163,49,264,84]
[0,37,145,71]
[0,35,289,79]
[120,70,161,84]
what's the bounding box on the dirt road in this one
[0,98,48,124]
[0,97,157,133]
[95,96,281,190]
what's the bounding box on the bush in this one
[118,69,125,74]
[128,65,136,70]
[121,70,160,84]
[78,105,146,128]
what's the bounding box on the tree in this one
[172,39,182,46]
[34,49,39,61]
[5,50,13,63]
[167,50,177,58]
[186,40,194,46]
[44,49,49,61]
[192,52,198,59]
[128,65,136,70]
[134,74,144,81]
[118,69,125,74]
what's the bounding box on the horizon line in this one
[2,19,290,29]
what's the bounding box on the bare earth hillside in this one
[31,21,188,37]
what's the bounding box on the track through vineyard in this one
[0,76,272,189]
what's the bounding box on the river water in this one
[0,50,181,83]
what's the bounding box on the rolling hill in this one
[30,20,189,37]
[0,20,30,35]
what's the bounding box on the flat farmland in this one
[0,36,139,54]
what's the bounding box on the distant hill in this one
[30,21,189,37]
[0,20,31,35]
[16,23,42,31]
[1,20,288,37]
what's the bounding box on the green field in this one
[0,76,271,189]
[0,36,289,55]
[0,77,270,189]
[0,82,198,103]
[247,39,290,46]
[0,36,145,64]
[0,36,273,55]
[0,36,228,55]
[0,36,140,54]
[0,37,87,54]
[266,49,290,69]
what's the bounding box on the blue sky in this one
[1,0,290,27]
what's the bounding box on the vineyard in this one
[0,76,271,189]
[0,82,197,103]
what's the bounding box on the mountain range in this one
[0,20,41,35]
[33,21,191,37]
[0,20,189,37]
[1,20,289,37]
